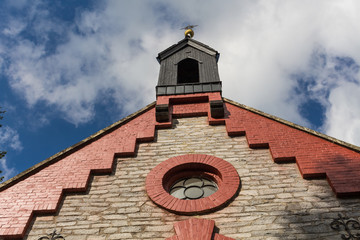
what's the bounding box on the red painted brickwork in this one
[156,92,222,105]
[225,103,360,197]
[0,108,156,239]
[146,154,240,214]
[1,91,360,238]
[157,93,360,197]
[166,218,234,240]
[157,92,225,125]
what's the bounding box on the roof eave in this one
[157,38,219,63]
[224,98,360,153]
[0,101,156,192]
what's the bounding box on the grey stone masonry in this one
[25,117,360,240]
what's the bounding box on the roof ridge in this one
[157,38,219,63]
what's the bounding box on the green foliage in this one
[0,108,5,182]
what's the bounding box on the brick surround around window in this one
[145,154,241,214]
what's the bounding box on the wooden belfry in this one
[155,27,225,121]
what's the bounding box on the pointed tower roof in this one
[156,37,220,63]
[155,34,221,97]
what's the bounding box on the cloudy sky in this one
[0,0,360,181]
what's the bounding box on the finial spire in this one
[181,25,198,38]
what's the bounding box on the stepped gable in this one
[1,31,360,238]
[224,100,360,197]
[0,92,360,238]
[0,103,157,238]
[159,93,360,197]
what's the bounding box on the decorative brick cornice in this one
[223,98,360,153]
[224,101,360,197]
[155,92,360,196]
[156,92,225,125]
[0,102,157,192]
[166,218,234,240]
[146,154,240,214]
[0,104,157,239]
[1,92,360,238]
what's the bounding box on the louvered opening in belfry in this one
[177,58,199,84]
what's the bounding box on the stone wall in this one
[25,117,360,239]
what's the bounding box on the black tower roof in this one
[156,38,222,96]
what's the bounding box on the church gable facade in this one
[1,31,360,240]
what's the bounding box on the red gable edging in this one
[0,92,359,238]
[0,107,157,239]
[156,92,225,125]
[156,92,360,196]
[224,103,360,197]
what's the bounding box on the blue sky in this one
[1,0,360,181]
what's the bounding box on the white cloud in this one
[2,19,26,37]
[0,158,17,181]
[324,82,360,145]
[163,0,360,145]
[288,47,360,145]
[0,126,23,151]
[0,125,22,180]
[3,1,166,125]
[1,0,360,146]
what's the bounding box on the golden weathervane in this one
[181,25,198,38]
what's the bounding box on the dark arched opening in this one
[177,58,199,84]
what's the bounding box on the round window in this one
[170,177,218,200]
[145,154,240,214]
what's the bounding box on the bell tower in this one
[155,27,224,122]
[156,30,221,96]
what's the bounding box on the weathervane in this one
[181,24,198,39]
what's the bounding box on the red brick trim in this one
[166,218,235,240]
[224,102,360,197]
[156,92,225,125]
[0,106,157,239]
[1,92,360,239]
[146,154,240,214]
[155,94,360,197]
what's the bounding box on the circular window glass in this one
[146,154,240,214]
[169,177,218,200]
